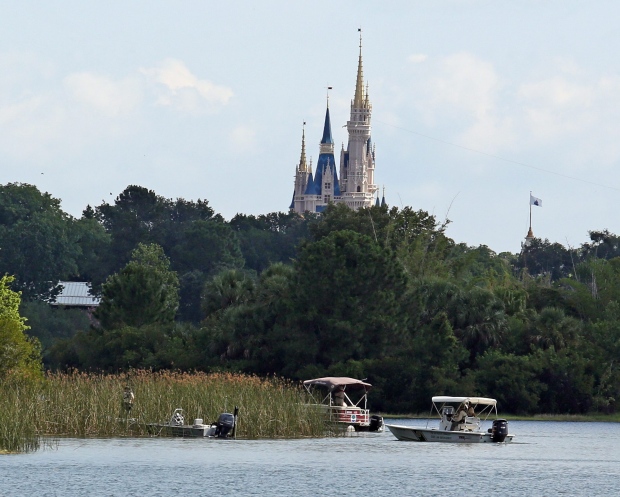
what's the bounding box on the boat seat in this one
[461,417,480,431]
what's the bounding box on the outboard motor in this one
[491,419,509,442]
[369,415,384,432]
[214,412,235,438]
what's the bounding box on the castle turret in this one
[340,31,377,210]
[291,124,312,212]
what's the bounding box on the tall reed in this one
[0,370,327,452]
[0,379,41,453]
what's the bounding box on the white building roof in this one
[52,281,100,307]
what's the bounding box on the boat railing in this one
[307,403,371,426]
[329,405,370,426]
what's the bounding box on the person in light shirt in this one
[122,386,135,414]
[451,403,468,430]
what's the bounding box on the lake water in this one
[1,419,619,496]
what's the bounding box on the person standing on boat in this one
[451,403,467,430]
[122,386,135,415]
[333,386,345,407]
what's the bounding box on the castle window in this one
[357,186,361,192]
[324,182,331,190]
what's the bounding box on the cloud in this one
[64,72,143,117]
[0,94,66,159]
[516,72,620,170]
[0,59,144,162]
[409,52,515,153]
[397,52,620,173]
[428,52,499,117]
[0,55,235,164]
[142,58,233,113]
[408,54,428,64]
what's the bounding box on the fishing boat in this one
[303,377,384,432]
[386,396,513,443]
[147,407,238,438]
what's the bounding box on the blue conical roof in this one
[304,172,317,195]
[321,106,333,144]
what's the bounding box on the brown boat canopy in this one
[303,377,372,392]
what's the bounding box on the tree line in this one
[1,182,619,414]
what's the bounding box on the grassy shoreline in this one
[1,371,327,453]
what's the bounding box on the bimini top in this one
[432,396,497,406]
[303,377,372,391]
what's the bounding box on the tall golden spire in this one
[353,29,365,108]
[299,122,307,172]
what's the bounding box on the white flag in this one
[530,195,542,207]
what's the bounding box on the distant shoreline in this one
[381,413,620,422]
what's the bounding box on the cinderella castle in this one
[290,35,384,214]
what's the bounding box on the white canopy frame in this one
[425,396,499,430]
[303,377,371,409]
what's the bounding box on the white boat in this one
[303,377,384,432]
[386,396,513,443]
[147,408,238,438]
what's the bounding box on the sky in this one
[2,0,620,254]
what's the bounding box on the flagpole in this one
[529,191,532,232]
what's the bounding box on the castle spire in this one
[353,29,365,108]
[299,122,307,172]
[321,99,333,145]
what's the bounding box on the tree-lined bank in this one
[1,182,619,419]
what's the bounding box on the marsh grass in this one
[0,380,41,453]
[0,371,327,452]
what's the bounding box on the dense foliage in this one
[2,182,619,415]
[0,275,42,380]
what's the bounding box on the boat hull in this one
[147,423,216,437]
[386,424,514,443]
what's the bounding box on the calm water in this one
[1,420,618,496]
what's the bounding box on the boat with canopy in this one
[386,396,513,443]
[303,377,383,432]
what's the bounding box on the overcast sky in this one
[2,1,619,253]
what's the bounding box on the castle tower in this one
[291,125,312,212]
[339,31,377,210]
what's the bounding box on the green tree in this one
[94,186,170,268]
[71,215,112,287]
[170,219,243,276]
[474,350,544,414]
[516,238,576,281]
[0,183,80,300]
[581,230,620,260]
[0,275,42,380]
[200,264,303,376]
[95,243,179,329]
[291,230,408,368]
[94,185,219,272]
[230,212,314,272]
[202,268,256,318]
[528,307,581,351]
